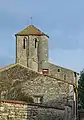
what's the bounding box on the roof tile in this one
[15,25,49,37]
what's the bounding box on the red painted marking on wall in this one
[0,100,26,105]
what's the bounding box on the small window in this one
[74,72,76,77]
[40,96,43,103]
[35,38,37,48]
[58,69,60,72]
[64,74,66,80]
[23,38,26,49]
[33,95,43,104]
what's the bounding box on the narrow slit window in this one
[58,69,60,72]
[35,38,37,48]
[23,38,25,49]
[74,72,76,77]
[64,74,66,80]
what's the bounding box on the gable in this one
[0,63,40,81]
[0,63,41,99]
[0,63,74,106]
[0,63,38,73]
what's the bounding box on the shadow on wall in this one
[27,103,72,120]
[0,99,72,120]
[78,110,84,120]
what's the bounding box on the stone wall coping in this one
[0,100,27,105]
[0,100,65,110]
[0,100,71,110]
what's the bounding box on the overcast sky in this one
[0,0,84,72]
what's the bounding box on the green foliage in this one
[78,69,84,109]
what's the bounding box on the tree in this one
[78,69,84,109]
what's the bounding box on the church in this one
[0,25,78,107]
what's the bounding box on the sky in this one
[0,0,84,73]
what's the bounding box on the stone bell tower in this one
[15,25,49,73]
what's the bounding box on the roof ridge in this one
[0,63,40,74]
[0,63,18,72]
[48,62,79,74]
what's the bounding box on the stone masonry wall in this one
[27,105,65,120]
[48,62,75,83]
[16,35,39,71]
[16,35,48,72]
[0,100,72,120]
[38,35,48,71]
[16,36,28,67]
[28,35,39,71]
[0,64,73,104]
[0,100,28,120]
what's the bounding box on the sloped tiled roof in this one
[15,25,49,38]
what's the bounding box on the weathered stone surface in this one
[0,64,73,106]
[0,101,28,120]
[48,62,76,83]
[27,105,65,120]
[0,100,72,120]
[0,24,78,120]
[16,35,48,72]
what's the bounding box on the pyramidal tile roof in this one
[15,25,49,38]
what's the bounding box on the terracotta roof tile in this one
[15,25,49,38]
